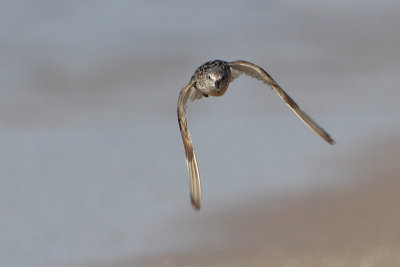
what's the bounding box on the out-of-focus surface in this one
[124,138,400,266]
[1,1,399,266]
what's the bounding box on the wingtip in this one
[190,195,201,211]
[326,136,336,145]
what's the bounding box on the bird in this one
[177,59,335,211]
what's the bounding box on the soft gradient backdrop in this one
[1,1,399,266]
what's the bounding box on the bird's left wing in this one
[228,60,335,145]
[177,80,202,210]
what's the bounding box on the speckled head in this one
[192,60,231,97]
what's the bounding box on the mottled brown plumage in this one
[177,59,334,211]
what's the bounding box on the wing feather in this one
[228,60,335,145]
[177,80,202,210]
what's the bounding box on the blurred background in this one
[1,1,400,266]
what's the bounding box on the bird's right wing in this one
[177,80,202,210]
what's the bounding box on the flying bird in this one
[177,60,335,211]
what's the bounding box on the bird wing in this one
[177,80,202,210]
[228,60,335,145]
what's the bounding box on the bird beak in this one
[214,80,220,89]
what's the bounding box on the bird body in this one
[178,59,334,211]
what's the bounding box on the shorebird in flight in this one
[177,60,334,211]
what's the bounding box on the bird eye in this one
[208,75,211,79]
